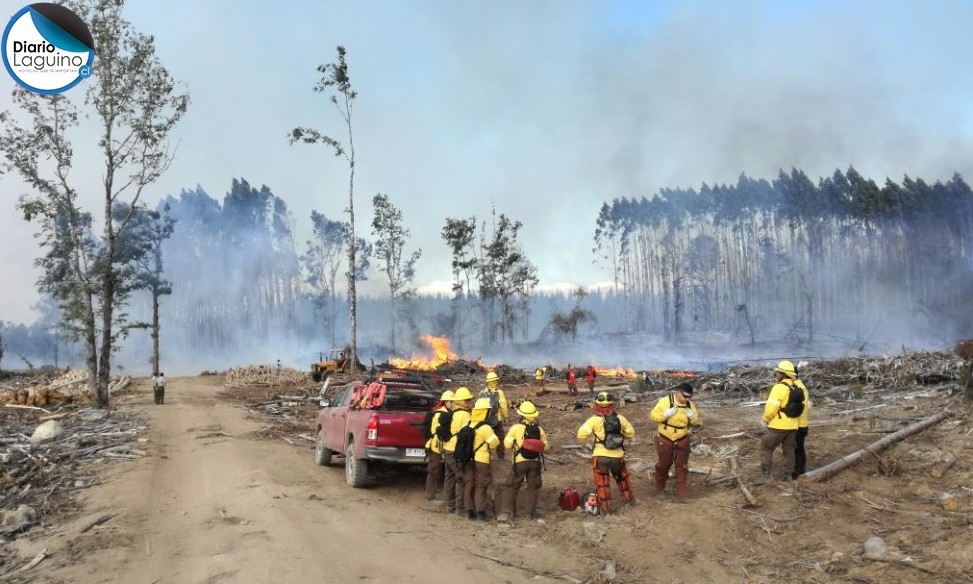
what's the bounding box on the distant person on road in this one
[463,397,501,521]
[755,360,803,484]
[424,390,453,501]
[567,367,578,395]
[153,372,166,405]
[276,359,282,376]
[585,365,596,393]
[498,401,548,522]
[649,382,701,500]
[792,366,811,479]
[577,391,636,514]
[442,386,473,516]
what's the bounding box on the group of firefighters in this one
[423,359,811,521]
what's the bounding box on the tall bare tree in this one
[290,46,360,372]
[371,194,421,351]
[0,0,188,407]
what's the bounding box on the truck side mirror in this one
[319,398,331,408]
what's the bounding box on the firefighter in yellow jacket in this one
[480,371,509,459]
[442,386,473,515]
[464,397,501,521]
[649,382,701,500]
[755,360,802,484]
[576,391,636,514]
[498,401,549,522]
[424,389,453,501]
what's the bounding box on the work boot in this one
[467,510,476,520]
[475,512,489,522]
[496,512,511,523]
[753,465,772,485]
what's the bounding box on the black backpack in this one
[454,421,486,467]
[481,390,501,427]
[435,409,454,442]
[780,381,806,418]
[600,413,625,450]
[518,422,542,460]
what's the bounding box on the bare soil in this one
[6,373,973,584]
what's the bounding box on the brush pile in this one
[223,365,314,388]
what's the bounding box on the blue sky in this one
[2,0,972,324]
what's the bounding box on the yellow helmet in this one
[452,386,473,401]
[485,371,499,383]
[517,401,539,420]
[472,397,492,411]
[775,360,797,378]
[440,390,455,401]
[595,391,614,406]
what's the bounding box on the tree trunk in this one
[804,410,951,482]
[151,286,161,376]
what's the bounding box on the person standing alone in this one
[649,382,701,500]
[153,372,166,405]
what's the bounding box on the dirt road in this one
[12,377,587,584]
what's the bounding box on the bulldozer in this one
[310,349,350,382]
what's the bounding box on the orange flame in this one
[389,335,457,371]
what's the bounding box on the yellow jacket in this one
[649,394,701,441]
[534,367,546,380]
[479,387,509,423]
[424,406,448,453]
[503,422,549,463]
[577,413,635,458]
[442,408,471,452]
[469,408,500,463]
[795,379,810,428]
[763,380,800,430]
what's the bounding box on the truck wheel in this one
[345,441,368,488]
[314,431,333,466]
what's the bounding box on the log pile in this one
[0,407,146,543]
[1,370,134,408]
[696,350,965,398]
[223,365,314,388]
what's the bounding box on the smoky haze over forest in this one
[2,1,973,375]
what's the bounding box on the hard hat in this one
[472,397,492,411]
[595,391,614,406]
[485,371,499,383]
[452,386,473,401]
[517,401,539,419]
[440,390,455,401]
[775,360,797,378]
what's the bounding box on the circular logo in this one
[2,3,95,94]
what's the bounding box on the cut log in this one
[930,452,957,478]
[804,410,951,483]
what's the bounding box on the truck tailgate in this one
[363,410,428,463]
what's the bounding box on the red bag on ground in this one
[559,487,581,511]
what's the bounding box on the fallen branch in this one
[804,410,951,482]
[727,456,758,507]
[0,548,48,579]
[3,404,53,414]
[79,513,116,534]
[450,543,583,584]
[930,452,957,478]
[866,556,938,575]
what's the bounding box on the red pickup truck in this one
[314,378,440,487]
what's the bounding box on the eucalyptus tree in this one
[0,0,188,407]
[371,194,420,351]
[289,46,361,373]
